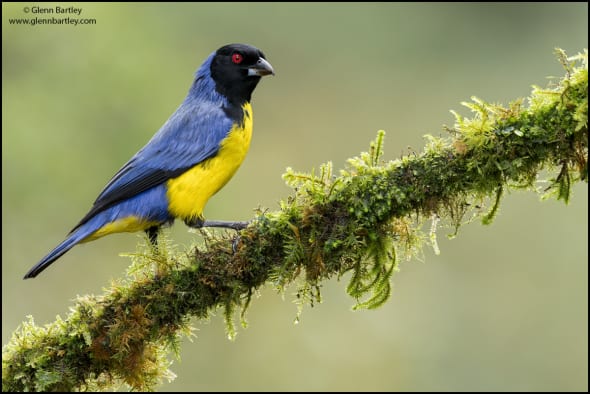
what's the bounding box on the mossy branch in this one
[3,49,587,392]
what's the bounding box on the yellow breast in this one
[166,103,253,221]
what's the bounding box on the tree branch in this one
[2,49,587,392]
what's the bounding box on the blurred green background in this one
[2,2,587,391]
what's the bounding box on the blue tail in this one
[24,226,96,279]
[25,185,171,279]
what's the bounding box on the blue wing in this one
[71,96,234,232]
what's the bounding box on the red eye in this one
[232,53,243,64]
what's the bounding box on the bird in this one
[24,43,274,279]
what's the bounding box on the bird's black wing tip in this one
[23,270,37,279]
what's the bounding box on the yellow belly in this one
[166,103,253,221]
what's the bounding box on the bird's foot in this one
[231,235,242,254]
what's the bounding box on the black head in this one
[210,43,274,104]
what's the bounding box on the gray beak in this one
[248,57,275,76]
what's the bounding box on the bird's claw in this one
[231,235,241,253]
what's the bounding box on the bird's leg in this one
[184,218,248,253]
[184,216,205,228]
[202,220,249,230]
[184,217,249,231]
[146,226,160,250]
